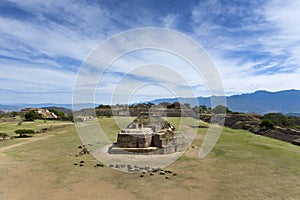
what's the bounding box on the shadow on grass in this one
[11,135,33,139]
[189,125,209,129]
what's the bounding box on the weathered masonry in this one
[108,112,187,154]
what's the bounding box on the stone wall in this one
[258,129,300,143]
[117,132,152,148]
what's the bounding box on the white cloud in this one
[161,14,177,28]
[0,62,75,91]
[187,0,300,95]
[1,0,300,104]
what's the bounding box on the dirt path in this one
[0,135,54,155]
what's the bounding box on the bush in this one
[212,105,231,114]
[24,110,37,121]
[15,129,35,137]
[10,111,18,117]
[48,109,65,117]
[167,102,181,109]
[260,119,275,130]
[262,113,300,128]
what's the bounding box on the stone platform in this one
[108,112,188,155]
[108,134,188,155]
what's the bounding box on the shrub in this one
[260,119,275,130]
[48,109,65,117]
[10,111,18,117]
[212,105,231,114]
[24,110,37,121]
[15,129,35,137]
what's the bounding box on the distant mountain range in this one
[151,90,300,114]
[0,103,94,112]
[0,90,299,115]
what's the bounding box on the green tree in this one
[212,105,231,114]
[260,119,275,130]
[15,129,35,137]
[48,109,65,117]
[167,102,181,109]
[24,110,37,121]
[199,105,208,113]
[10,111,18,117]
[263,113,290,127]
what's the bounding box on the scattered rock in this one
[165,176,170,179]
[127,165,132,169]
[73,163,78,166]
[140,174,144,178]
[79,148,90,155]
[160,171,165,175]
[150,172,154,176]
[151,167,160,172]
[134,168,141,172]
[173,173,177,176]
[79,163,84,167]
[80,160,85,163]
[120,164,126,168]
[129,169,135,172]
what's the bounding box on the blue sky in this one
[0,0,300,104]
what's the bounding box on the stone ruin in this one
[108,112,188,154]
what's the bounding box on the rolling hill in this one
[151,90,300,114]
[0,90,299,115]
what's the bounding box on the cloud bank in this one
[0,0,299,103]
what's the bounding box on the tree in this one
[260,119,275,130]
[24,110,37,121]
[199,105,208,113]
[48,109,65,117]
[96,104,111,109]
[158,102,171,108]
[263,113,290,127]
[14,129,35,137]
[0,132,8,140]
[10,111,18,117]
[212,105,231,114]
[167,102,181,109]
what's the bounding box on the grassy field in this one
[0,117,299,200]
[0,119,73,137]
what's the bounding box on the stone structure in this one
[108,112,187,154]
[20,108,58,119]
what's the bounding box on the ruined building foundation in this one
[108,112,188,154]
